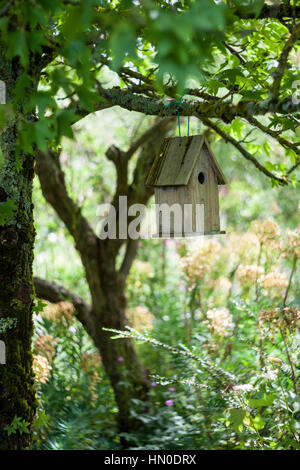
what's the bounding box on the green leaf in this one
[34,410,49,429]
[110,22,136,70]
[228,408,246,433]
[216,67,244,84]
[4,416,30,436]
[7,30,28,67]
[29,91,57,117]
[247,393,275,408]
[244,413,265,431]
[207,79,224,95]
[0,199,17,226]
[0,104,14,128]
[56,111,75,141]
[265,161,276,172]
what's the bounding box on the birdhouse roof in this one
[146,134,226,187]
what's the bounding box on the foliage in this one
[104,221,299,449]
[33,173,300,448]
[0,317,17,334]
[1,0,300,186]
[0,199,16,226]
[31,304,119,449]
[29,101,300,450]
[1,0,299,451]
[4,416,30,437]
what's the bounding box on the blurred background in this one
[32,107,299,450]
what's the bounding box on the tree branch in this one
[242,114,300,168]
[120,240,139,279]
[117,119,175,278]
[36,149,98,259]
[125,117,173,159]
[103,117,174,261]
[95,83,300,124]
[105,144,129,200]
[105,118,174,201]
[93,83,298,182]
[201,117,289,185]
[0,0,13,18]
[287,157,300,174]
[233,3,300,20]
[34,277,94,333]
[271,21,300,99]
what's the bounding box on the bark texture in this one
[0,56,37,449]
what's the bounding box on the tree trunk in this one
[0,58,37,449]
[35,119,173,444]
[35,149,152,441]
[84,242,149,436]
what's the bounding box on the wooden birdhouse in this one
[146,135,226,237]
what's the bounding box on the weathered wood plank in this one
[146,138,170,186]
[203,139,227,185]
[189,149,221,233]
[148,135,205,186]
[147,134,226,187]
[156,137,191,186]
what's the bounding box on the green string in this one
[164,89,190,145]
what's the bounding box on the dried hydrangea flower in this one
[34,334,58,364]
[236,264,264,286]
[206,307,234,337]
[33,354,52,385]
[258,271,289,295]
[126,305,154,330]
[259,306,300,334]
[42,301,75,324]
[251,220,281,244]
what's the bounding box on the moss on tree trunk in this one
[0,58,37,449]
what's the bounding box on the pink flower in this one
[165,399,173,406]
[151,382,158,387]
[168,387,175,392]
[117,356,124,362]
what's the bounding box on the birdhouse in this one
[146,135,226,237]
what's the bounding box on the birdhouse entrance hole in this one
[198,171,206,184]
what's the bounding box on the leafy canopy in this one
[0,0,300,184]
